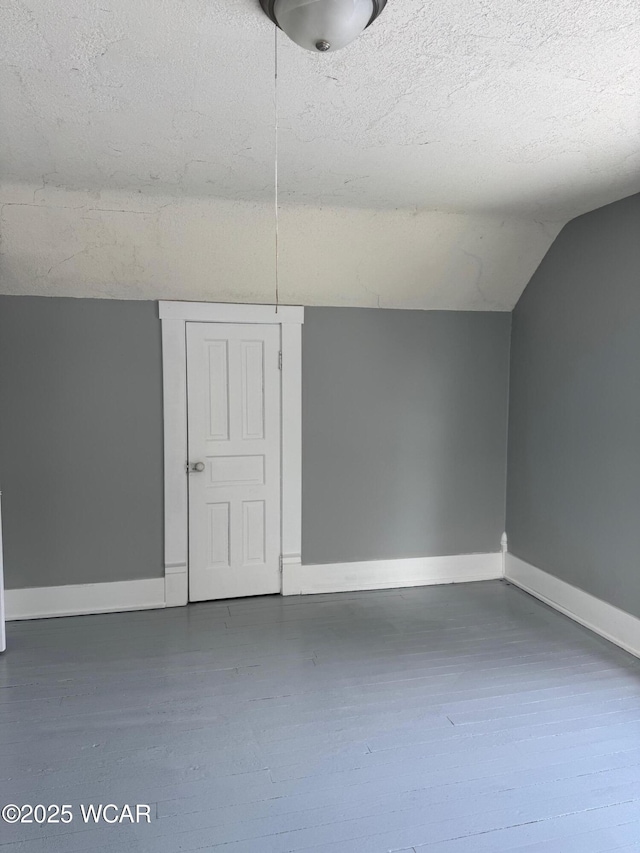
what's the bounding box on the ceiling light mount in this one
[260,0,387,53]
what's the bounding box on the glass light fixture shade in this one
[273,0,375,52]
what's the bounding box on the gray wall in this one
[0,296,164,589]
[507,193,640,617]
[302,308,511,564]
[0,298,511,590]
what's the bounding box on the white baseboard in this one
[4,552,503,619]
[505,553,640,659]
[282,553,502,596]
[5,577,166,621]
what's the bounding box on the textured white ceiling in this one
[1,0,639,307]
[0,182,561,309]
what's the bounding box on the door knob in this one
[189,461,205,473]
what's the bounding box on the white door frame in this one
[159,301,304,606]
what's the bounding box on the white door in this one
[186,322,281,601]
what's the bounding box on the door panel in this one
[187,323,281,601]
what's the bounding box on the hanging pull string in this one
[274,24,279,314]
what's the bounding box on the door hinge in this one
[278,351,282,370]
[279,555,283,573]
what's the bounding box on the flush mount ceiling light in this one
[259,0,387,53]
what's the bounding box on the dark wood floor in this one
[2,579,640,852]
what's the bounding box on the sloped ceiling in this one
[1,0,639,308]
